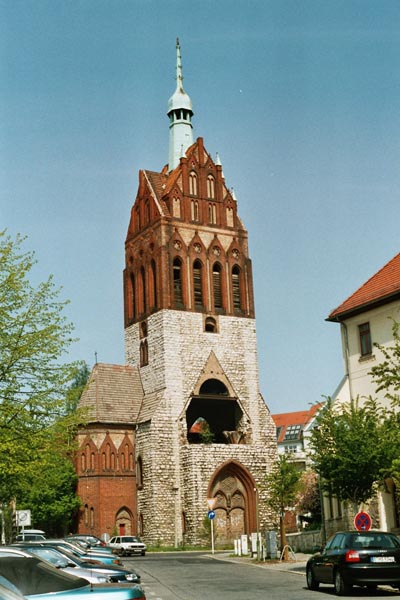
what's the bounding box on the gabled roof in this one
[79,363,143,424]
[327,253,400,322]
[272,403,322,443]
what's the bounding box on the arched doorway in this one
[115,507,134,536]
[208,461,256,546]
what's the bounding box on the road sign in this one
[16,510,31,527]
[207,510,216,520]
[354,511,371,531]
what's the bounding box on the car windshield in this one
[0,557,89,594]
[349,533,400,549]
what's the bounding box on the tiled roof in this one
[272,403,322,443]
[328,253,400,321]
[79,363,143,424]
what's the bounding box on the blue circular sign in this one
[207,510,216,520]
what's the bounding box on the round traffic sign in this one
[207,510,216,520]
[354,511,371,531]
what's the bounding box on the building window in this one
[173,257,184,307]
[359,322,372,356]
[207,175,215,198]
[140,340,148,366]
[130,273,136,321]
[193,260,203,308]
[208,202,217,224]
[284,424,302,440]
[84,504,88,526]
[226,207,234,227]
[137,456,143,489]
[150,260,157,309]
[204,316,217,333]
[191,199,199,221]
[212,263,223,310]
[232,265,241,310]
[140,267,146,315]
[189,171,198,195]
[173,196,181,218]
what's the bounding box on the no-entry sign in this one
[354,511,371,531]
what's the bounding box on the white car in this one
[108,536,146,556]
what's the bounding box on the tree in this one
[295,470,321,528]
[264,455,301,560]
[370,319,400,407]
[0,231,83,532]
[308,397,391,510]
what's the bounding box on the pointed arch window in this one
[232,265,241,310]
[140,266,146,314]
[149,260,157,310]
[212,263,223,310]
[208,203,217,224]
[191,199,199,222]
[193,259,203,308]
[226,207,234,227]
[172,196,181,218]
[207,175,215,198]
[140,340,148,366]
[189,171,198,195]
[173,257,184,307]
[137,455,143,489]
[130,273,136,321]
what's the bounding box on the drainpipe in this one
[341,322,353,400]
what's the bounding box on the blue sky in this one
[2,0,399,413]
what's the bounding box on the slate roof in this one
[272,403,322,443]
[79,363,143,424]
[327,253,400,321]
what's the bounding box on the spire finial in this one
[168,38,194,171]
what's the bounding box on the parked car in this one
[0,556,146,599]
[306,530,400,595]
[15,529,46,542]
[66,535,108,548]
[14,543,141,584]
[63,538,115,555]
[0,547,108,584]
[36,540,123,566]
[108,537,146,557]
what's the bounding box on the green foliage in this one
[0,232,84,533]
[370,319,400,407]
[199,422,215,444]
[264,455,301,517]
[308,397,396,506]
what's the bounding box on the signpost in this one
[208,509,215,554]
[354,511,372,531]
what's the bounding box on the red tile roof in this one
[327,253,400,321]
[272,403,322,443]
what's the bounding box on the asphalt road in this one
[123,552,400,600]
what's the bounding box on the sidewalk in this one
[210,551,310,575]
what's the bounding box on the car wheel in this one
[120,548,126,557]
[334,570,351,596]
[306,566,319,591]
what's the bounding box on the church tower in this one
[123,39,277,546]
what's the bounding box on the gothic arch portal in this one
[208,461,256,546]
[115,507,134,536]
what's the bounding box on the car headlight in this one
[125,574,138,582]
[96,576,109,583]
